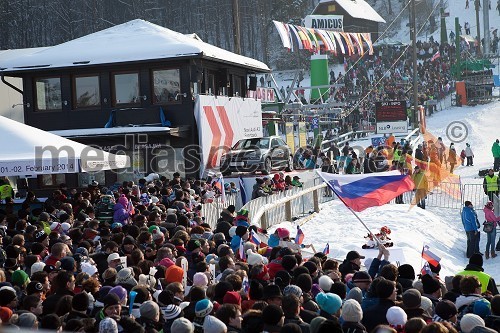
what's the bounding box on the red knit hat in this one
[0,307,13,323]
[165,265,184,284]
[223,291,242,306]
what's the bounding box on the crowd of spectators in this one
[251,173,303,200]
[0,178,499,333]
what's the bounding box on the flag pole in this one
[316,170,382,245]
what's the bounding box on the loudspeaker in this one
[190,66,203,83]
[249,76,257,91]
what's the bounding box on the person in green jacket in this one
[492,139,500,172]
[291,176,303,188]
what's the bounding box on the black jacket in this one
[404,308,432,322]
[342,321,368,333]
[284,316,310,333]
[339,260,360,280]
[361,298,396,333]
[485,314,500,332]
[42,288,75,316]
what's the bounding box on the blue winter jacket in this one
[462,206,479,232]
[230,235,242,253]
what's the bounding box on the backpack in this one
[457,298,483,323]
[484,221,495,233]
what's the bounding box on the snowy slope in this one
[278,94,500,280]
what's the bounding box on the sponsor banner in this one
[246,87,276,103]
[304,15,344,31]
[375,100,407,122]
[371,137,387,147]
[376,121,408,134]
[0,158,79,176]
[194,95,263,177]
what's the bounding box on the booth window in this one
[35,77,62,111]
[74,75,101,108]
[112,72,140,106]
[152,69,181,103]
[38,174,65,188]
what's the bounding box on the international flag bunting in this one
[422,245,441,267]
[250,230,261,246]
[295,226,305,245]
[323,243,330,255]
[431,51,441,62]
[239,238,246,261]
[421,262,433,276]
[214,174,226,203]
[316,170,415,212]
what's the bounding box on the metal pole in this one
[411,0,419,128]
[483,0,490,55]
[475,0,482,55]
[232,0,241,55]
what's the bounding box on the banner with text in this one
[246,87,276,103]
[194,95,263,177]
[304,15,344,32]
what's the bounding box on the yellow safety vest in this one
[456,269,491,293]
[485,175,499,192]
[0,185,13,200]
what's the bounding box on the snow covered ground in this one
[269,92,500,281]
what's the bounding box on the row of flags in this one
[273,20,374,56]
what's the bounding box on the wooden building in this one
[0,19,269,191]
[312,0,386,40]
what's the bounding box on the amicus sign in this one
[304,15,343,31]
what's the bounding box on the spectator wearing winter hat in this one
[109,286,128,306]
[171,317,194,333]
[0,288,18,310]
[165,265,184,284]
[362,279,397,332]
[65,291,93,324]
[315,292,342,320]
[161,303,183,333]
[457,254,499,295]
[263,284,283,307]
[96,293,122,328]
[11,270,30,289]
[99,317,118,333]
[402,288,431,322]
[282,294,310,333]
[138,300,163,332]
[113,194,130,225]
[421,274,442,309]
[461,313,486,333]
[386,306,407,332]
[223,291,242,307]
[194,298,214,332]
[262,304,284,333]
[341,299,367,333]
[397,264,416,292]
[433,300,458,323]
[115,267,137,291]
[203,315,227,333]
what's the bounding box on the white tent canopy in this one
[0,116,129,176]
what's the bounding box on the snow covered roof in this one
[315,0,386,23]
[0,47,50,62]
[49,126,170,138]
[0,19,270,73]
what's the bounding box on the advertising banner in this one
[304,15,344,31]
[194,95,263,177]
[285,122,295,153]
[375,101,407,122]
[376,121,408,134]
[246,87,276,103]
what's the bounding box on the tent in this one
[0,116,129,176]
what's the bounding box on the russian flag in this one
[295,226,305,245]
[316,170,414,212]
[323,243,330,255]
[422,245,441,267]
[250,230,261,246]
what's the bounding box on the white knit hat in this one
[30,262,46,276]
[460,313,485,333]
[246,249,265,266]
[318,275,334,292]
[171,317,194,333]
[203,315,227,333]
[342,299,363,322]
[386,306,408,326]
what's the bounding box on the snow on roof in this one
[0,47,50,68]
[316,0,386,23]
[49,126,170,138]
[0,19,270,73]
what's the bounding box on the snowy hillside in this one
[272,95,500,280]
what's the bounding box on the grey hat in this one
[17,312,37,328]
[116,267,137,286]
[99,317,118,333]
[346,287,363,305]
[283,285,302,298]
[171,317,194,333]
[140,300,160,321]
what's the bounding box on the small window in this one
[38,174,66,188]
[152,69,181,103]
[113,72,140,106]
[271,139,280,147]
[74,75,101,108]
[35,77,62,111]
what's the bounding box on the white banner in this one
[194,95,263,177]
[376,121,408,134]
[304,15,344,31]
[0,158,79,176]
[246,87,275,103]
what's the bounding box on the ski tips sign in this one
[304,15,344,31]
